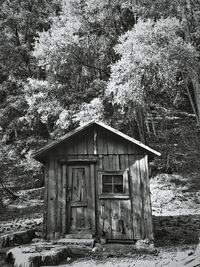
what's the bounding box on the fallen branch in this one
[0,182,19,200]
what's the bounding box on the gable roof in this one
[33,120,161,161]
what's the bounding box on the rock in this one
[100,238,106,245]
[0,229,36,248]
[92,247,98,252]
[188,251,194,256]
[6,244,71,267]
[95,243,103,249]
[135,239,155,251]
[67,257,71,262]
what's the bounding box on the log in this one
[0,230,36,248]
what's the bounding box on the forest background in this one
[0,0,200,197]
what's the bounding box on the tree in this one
[32,0,138,133]
[106,17,200,141]
[0,0,61,188]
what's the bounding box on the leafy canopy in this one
[106,17,199,110]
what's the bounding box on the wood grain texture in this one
[43,162,49,239]
[90,163,96,234]
[54,158,59,238]
[66,165,93,234]
[143,155,153,239]
[47,155,55,239]
[50,125,146,157]
[128,155,143,240]
[57,164,62,235]
[42,122,154,241]
[62,164,67,235]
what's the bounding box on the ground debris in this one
[0,230,36,248]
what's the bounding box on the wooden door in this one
[66,165,92,234]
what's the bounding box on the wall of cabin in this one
[43,125,153,240]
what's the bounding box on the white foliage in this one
[74,98,104,125]
[107,17,199,108]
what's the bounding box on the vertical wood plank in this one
[102,155,109,170]
[104,200,111,239]
[83,134,88,155]
[129,155,143,240]
[76,207,84,228]
[99,155,103,170]
[54,158,59,238]
[107,136,115,154]
[120,155,125,171]
[138,156,145,239]
[103,135,108,154]
[98,200,104,237]
[108,155,113,170]
[120,200,133,239]
[94,130,97,154]
[47,155,55,239]
[68,138,74,154]
[87,131,94,154]
[62,164,67,235]
[142,155,154,239]
[110,200,121,239]
[94,162,99,237]
[71,207,76,231]
[73,137,78,155]
[77,135,84,154]
[122,140,129,154]
[90,163,96,234]
[43,162,49,239]
[120,154,129,170]
[117,137,125,154]
[97,130,104,154]
[57,163,62,236]
[113,136,118,154]
[113,155,120,171]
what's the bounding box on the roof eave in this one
[32,120,161,161]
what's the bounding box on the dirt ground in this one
[1,174,200,267]
[0,244,198,267]
[41,244,198,267]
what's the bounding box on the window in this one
[102,174,123,193]
[99,170,129,199]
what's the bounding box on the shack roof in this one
[33,120,161,161]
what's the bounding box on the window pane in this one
[102,175,112,184]
[114,184,123,193]
[113,175,123,184]
[103,184,112,193]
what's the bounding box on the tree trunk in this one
[182,72,199,124]
[181,2,200,125]
[191,70,200,125]
[135,106,146,144]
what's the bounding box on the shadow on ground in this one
[153,214,200,247]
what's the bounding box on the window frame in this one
[98,170,129,199]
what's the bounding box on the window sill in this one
[99,194,130,199]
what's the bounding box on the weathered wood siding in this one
[54,126,144,157]
[96,154,153,240]
[44,125,153,240]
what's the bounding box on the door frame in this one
[60,158,97,236]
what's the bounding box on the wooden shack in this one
[33,121,160,241]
